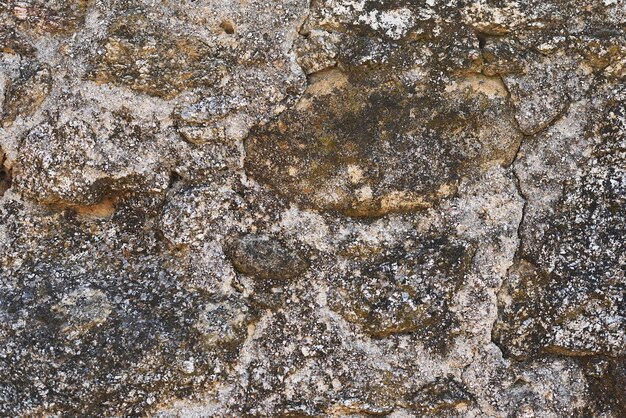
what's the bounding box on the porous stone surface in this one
[0,0,624,417]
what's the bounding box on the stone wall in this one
[0,1,624,416]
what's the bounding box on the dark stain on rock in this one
[245,66,520,217]
[0,149,12,197]
[579,356,626,417]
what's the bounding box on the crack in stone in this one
[490,65,614,356]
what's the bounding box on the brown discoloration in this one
[10,0,89,34]
[72,198,117,218]
[90,14,225,99]
[246,68,521,217]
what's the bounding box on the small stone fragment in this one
[15,114,170,206]
[225,233,309,281]
[294,29,339,74]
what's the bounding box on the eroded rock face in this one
[90,13,225,99]
[247,2,524,217]
[0,199,259,416]
[494,93,626,359]
[1,0,625,416]
[328,235,474,348]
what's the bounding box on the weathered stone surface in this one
[0,27,35,56]
[1,0,625,416]
[90,13,224,99]
[14,115,171,207]
[494,90,626,359]
[225,233,309,282]
[1,61,51,127]
[328,235,474,347]
[0,198,258,416]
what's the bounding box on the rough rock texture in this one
[0,0,624,417]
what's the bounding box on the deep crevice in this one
[475,32,487,50]
[0,149,13,197]
[167,170,183,190]
[219,20,235,35]
[490,98,530,355]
